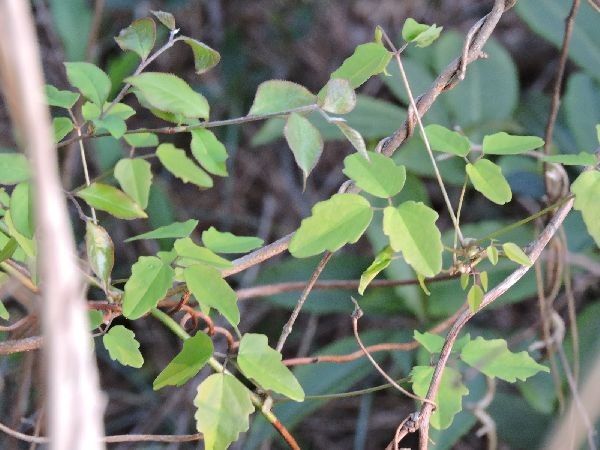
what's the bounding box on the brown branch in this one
[0,336,44,355]
[386,197,574,450]
[543,0,581,155]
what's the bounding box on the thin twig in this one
[276,252,333,352]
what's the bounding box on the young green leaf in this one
[342,151,406,198]
[125,220,198,242]
[414,331,445,353]
[482,132,544,155]
[181,37,221,74]
[358,245,393,295]
[237,333,305,401]
[151,10,175,30]
[153,332,214,390]
[249,80,316,115]
[102,325,144,368]
[502,242,532,266]
[184,264,240,326]
[466,159,512,205]
[88,310,103,330]
[486,245,499,265]
[45,84,79,109]
[122,256,175,319]
[467,284,484,312]
[0,237,18,263]
[127,72,209,119]
[0,300,9,320]
[402,19,442,47]
[190,129,229,176]
[460,337,549,382]
[3,211,35,258]
[82,101,101,120]
[382,202,443,277]
[571,170,600,246]
[480,271,489,291]
[541,152,597,166]
[64,62,111,106]
[201,226,263,254]
[9,183,34,239]
[284,113,324,184]
[115,18,156,60]
[76,183,148,219]
[156,143,213,189]
[328,42,391,89]
[412,24,443,48]
[423,124,470,157]
[114,158,153,209]
[93,114,126,139]
[460,273,470,290]
[108,102,137,120]
[85,222,114,289]
[328,119,368,159]
[124,132,159,148]
[0,153,30,185]
[289,193,373,258]
[52,117,74,143]
[174,237,233,269]
[411,366,468,429]
[194,374,254,450]
[318,78,356,114]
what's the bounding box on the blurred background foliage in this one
[0,0,599,449]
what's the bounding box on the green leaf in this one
[402,18,429,42]
[181,37,221,74]
[249,80,315,116]
[342,151,406,198]
[123,132,159,148]
[480,271,489,291]
[184,264,239,326]
[153,332,213,390]
[93,115,126,139]
[52,117,74,143]
[174,237,233,269]
[108,102,137,120]
[413,24,443,48]
[482,132,544,155]
[10,183,34,239]
[502,242,532,266]
[467,284,484,312]
[127,72,209,119]
[411,366,468,429]
[190,129,229,177]
[202,227,263,254]
[115,18,156,60]
[4,211,35,258]
[194,374,254,450]
[88,310,103,330]
[238,333,305,401]
[460,273,470,290]
[328,119,368,159]
[64,62,111,106]
[0,237,18,263]
[382,202,442,277]
[151,10,175,30]
[85,222,114,289]
[156,143,213,189]
[541,152,597,166]
[122,256,175,319]
[82,101,101,120]
[284,113,324,183]
[103,325,144,368]
[571,170,600,247]
[114,158,153,209]
[318,78,356,114]
[460,337,549,382]
[358,245,393,295]
[466,159,512,205]
[0,300,8,320]
[414,331,445,353]
[423,124,470,157]
[328,42,391,89]
[487,245,499,265]
[126,220,198,242]
[0,153,30,185]
[289,193,373,258]
[45,84,79,109]
[76,183,147,219]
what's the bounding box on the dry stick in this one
[0,421,202,445]
[383,32,465,245]
[284,305,464,366]
[276,252,333,352]
[0,3,106,450]
[385,198,574,450]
